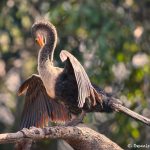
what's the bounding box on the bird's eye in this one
[43,37,46,43]
[35,38,38,43]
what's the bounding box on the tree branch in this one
[109,97,150,126]
[111,102,150,126]
[0,126,123,150]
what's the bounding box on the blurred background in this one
[0,0,150,149]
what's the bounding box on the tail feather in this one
[93,84,150,126]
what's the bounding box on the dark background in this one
[0,0,150,149]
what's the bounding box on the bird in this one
[18,20,150,129]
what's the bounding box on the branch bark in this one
[108,97,150,126]
[111,102,150,126]
[0,126,123,150]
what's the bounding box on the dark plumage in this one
[18,20,149,129]
[18,74,69,129]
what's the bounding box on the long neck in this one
[32,21,57,66]
[38,31,56,66]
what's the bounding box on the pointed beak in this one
[36,35,45,47]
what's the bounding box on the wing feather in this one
[18,74,69,129]
[60,50,102,108]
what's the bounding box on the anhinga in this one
[18,20,150,129]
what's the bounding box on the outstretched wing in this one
[60,50,102,108]
[18,74,69,129]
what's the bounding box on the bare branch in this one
[0,126,123,150]
[110,100,150,126]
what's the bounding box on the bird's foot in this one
[65,111,86,126]
[21,127,35,136]
[65,118,83,126]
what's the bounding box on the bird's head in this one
[35,34,45,47]
[32,20,57,50]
